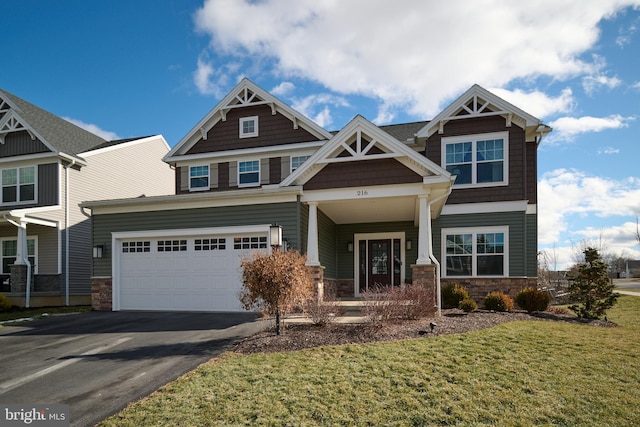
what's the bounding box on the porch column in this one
[14,221,27,265]
[306,201,320,266]
[416,195,432,265]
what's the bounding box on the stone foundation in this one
[33,274,62,292]
[441,277,537,306]
[9,264,33,293]
[91,277,113,311]
[307,266,325,301]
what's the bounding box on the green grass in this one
[100,297,640,426]
[0,305,91,323]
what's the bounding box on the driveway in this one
[0,311,267,426]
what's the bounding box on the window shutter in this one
[210,163,219,189]
[229,162,237,187]
[281,156,290,179]
[261,158,269,184]
[180,167,188,191]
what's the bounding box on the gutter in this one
[427,183,454,317]
[3,214,31,308]
[63,159,76,305]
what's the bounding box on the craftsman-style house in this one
[0,89,174,307]
[83,78,551,312]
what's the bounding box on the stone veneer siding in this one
[91,277,112,311]
[441,277,537,306]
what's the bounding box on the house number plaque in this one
[356,190,369,196]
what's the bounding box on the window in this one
[122,241,150,253]
[443,132,507,187]
[239,116,259,138]
[195,238,226,251]
[443,227,507,277]
[158,240,187,252]
[1,238,36,274]
[2,166,36,203]
[291,155,310,172]
[233,236,267,249]
[189,165,209,190]
[238,160,260,187]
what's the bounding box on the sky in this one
[3,0,640,270]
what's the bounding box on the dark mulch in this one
[232,309,616,355]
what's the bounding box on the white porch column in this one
[306,201,320,266]
[14,221,27,265]
[416,195,432,265]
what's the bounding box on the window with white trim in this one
[443,227,508,277]
[238,160,260,187]
[189,165,209,190]
[443,132,507,187]
[1,166,36,204]
[158,240,187,252]
[195,238,226,251]
[122,241,150,253]
[291,155,310,172]
[1,238,37,274]
[239,116,259,138]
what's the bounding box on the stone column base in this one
[411,263,438,314]
[307,265,325,302]
[10,264,33,293]
[91,277,113,311]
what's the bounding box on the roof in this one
[379,121,428,143]
[0,88,107,159]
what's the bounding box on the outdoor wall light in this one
[269,224,283,248]
[406,240,412,250]
[93,244,104,258]
[347,241,354,252]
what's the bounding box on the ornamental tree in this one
[568,247,618,320]
[239,249,314,335]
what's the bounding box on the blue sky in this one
[4,0,640,269]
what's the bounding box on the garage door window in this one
[122,241,150,253]
[158,240,187,252]
[234,236,267,249]
[195,238,226,250]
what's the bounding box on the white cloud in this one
[582,73,622,95]
[538,169,640,246]
[598,146,620,155]
[193,0,640,117]
[546,114,634,143]
[489,87,574,119]
[63,117,120,141]
[290,93,350,128]
[271,81,295,97]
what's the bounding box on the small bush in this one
[362,285,436,323]
[516,287,551,313]
[441,283,470,309]
[0,294,11,312]
[484,292,514,312]
[303,295,344,326]
[459,298,477,313]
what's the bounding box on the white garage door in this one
[115,228,269,311]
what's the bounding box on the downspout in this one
[427,184,454,317]
[3,214,31,308]
[63,160,76,306]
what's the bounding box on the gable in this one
[165,78,333,161]
[186,104,323,155]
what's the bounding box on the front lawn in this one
[100,297,640,426]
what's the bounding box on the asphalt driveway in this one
[0,311,267,426]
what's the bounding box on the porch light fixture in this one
[269,224,283,249]
[93,244,104,258]
[406,240,412,250]
[347,241,354,252]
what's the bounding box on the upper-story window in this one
[189,165,209,191]
[291,155,310,172]
[239,116,259,138]
[238,160,260,187]
[1,166,36,204]
[443,132,508,187]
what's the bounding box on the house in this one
[82,78,551,312]
[0,89,174,307]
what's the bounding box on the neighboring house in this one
[82,78,551,312]
[0,89,174,307]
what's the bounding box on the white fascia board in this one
[301,183,427,203]
[80,135,170,158]
[166,140,326,165]
[0,152,59,165]
[527,204,537,215]
[441,200,528,215]
[84,186,303,215]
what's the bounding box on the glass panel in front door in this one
[368,239,391,289]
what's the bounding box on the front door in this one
[368,239,391,289]
[357,235,403,294]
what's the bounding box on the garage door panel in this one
[118,233,267,311]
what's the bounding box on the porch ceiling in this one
[318,196,416,224]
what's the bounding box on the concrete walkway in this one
[616,290,640,297]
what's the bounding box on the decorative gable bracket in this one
[0,111,36,144]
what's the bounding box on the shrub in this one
[516,287,551,313]
[484,292,514,312]
[441,283,469,309]
[0,294,11,312]
[362,285,436,323]
[459,298,477,313]
[303,295,344,326]
[568,247,618,319]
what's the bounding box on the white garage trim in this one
[111,224,272,311]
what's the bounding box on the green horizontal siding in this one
[317,209,337,278]
[433,211,533,278]
[92,202,299,277]
[526,212,537,277]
